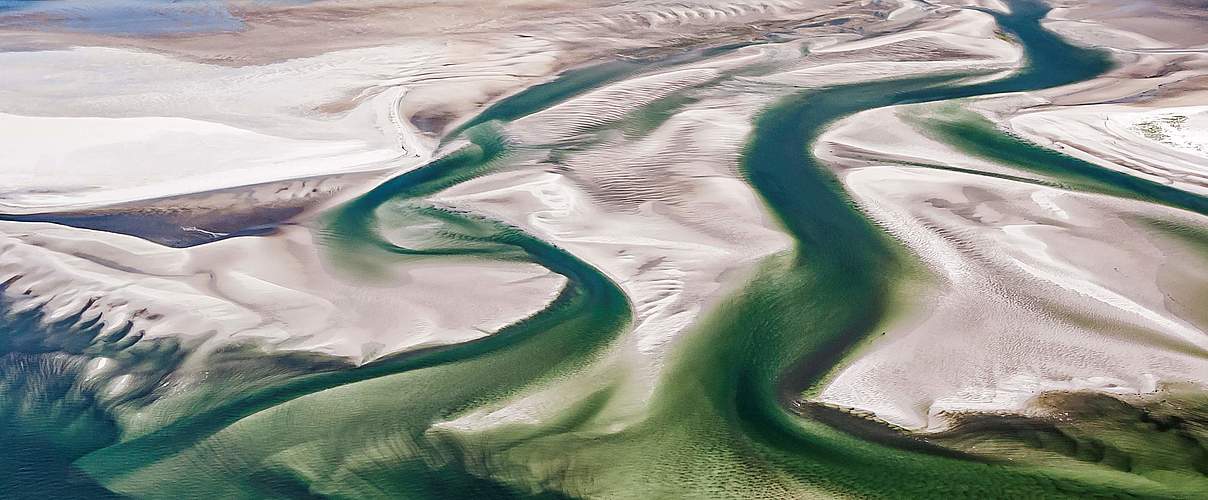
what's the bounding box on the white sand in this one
[432,87,795,431]
[0,9,589,400]
[755,8,1019,87]
[0,0,868,412]
[0,32,575,210]
[0,112,402,211]
[802,1,1208,429]
[431,4,1040,432]
[5,0,1205,438]
[0,221,565,369]
[815,165,1207,430]
[1125,106,1208,156]
[1008,105,1208,197]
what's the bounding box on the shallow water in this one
[3,0,1207,497]
[0,0,244,35]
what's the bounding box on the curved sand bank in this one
[817,162,1207,429]
[810,0,1208,431]
[3,0,1208,497]
[0,220,566,365]
[0,0,890,399]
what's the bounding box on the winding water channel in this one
[4,0,1207,497]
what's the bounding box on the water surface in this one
[3,0,1206,497]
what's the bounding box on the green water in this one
[455,1,1204,496]
[915,108,1208,215]
[4,0,1207,497]
[601,0,1205,495]
[72,127,631,496]
[443,42,754,143]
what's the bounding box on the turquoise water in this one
[0,303,127,498]
[3,0,1207,497]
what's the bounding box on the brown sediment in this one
[925,390,1208,480]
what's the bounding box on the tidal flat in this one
[1,0,1207,498]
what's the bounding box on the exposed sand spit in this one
[2,2,1208,494]
[818,164,1208,429]
[0,0,874,431]
[808,0,1208,430]
[0,112,402,211]
[1009,105,1208,196]
[0,0,907,382]
[0,220,565,388]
